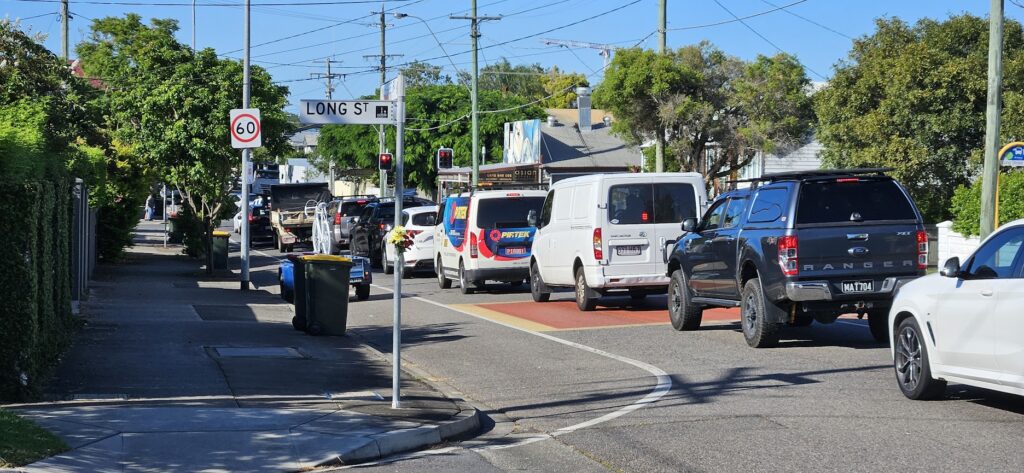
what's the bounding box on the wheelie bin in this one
[211,230,230,270]
[301,254,353,336]
[284,254,309,331]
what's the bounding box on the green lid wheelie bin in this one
[302,254,353,336]
[211,230,230,270]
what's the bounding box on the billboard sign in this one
[503,119,543,165]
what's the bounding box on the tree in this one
[539,66,589,108]
[77,15,291,264]
[815,15,1024,222]
[401,60,450,87]
[316,84,544,193]
[594,43,814,186]
[462,58,546,100]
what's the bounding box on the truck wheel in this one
[382,247,393,275]
[741,278,780,348]
[356,284,370,301]
[668,270,702,331]
[894,317,946,400]
[530,261,550,303]
[574,266,597,311]
[437,256,452,289]
[868,310,889,343]
[459,260,474,295]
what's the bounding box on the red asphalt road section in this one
[474,300,740,330]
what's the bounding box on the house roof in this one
[539,109,642,170]
[288,126,319,148]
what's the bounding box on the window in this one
[964,228,1024,279]
[409,211,437,227]
[340,200,370,217]
[608,184,653,225]
[748,188,788,223]
[701,200,727,231]
[539,190,554,227]
[723,198,748,228]
[796,178,917,225]
[653,183,698,224]
[476,197,545,229]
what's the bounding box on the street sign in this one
[380,75,405,101]
[230,108,261,148]
[999,141,1024,167]
[298,100,396,125]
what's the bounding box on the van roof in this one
[448,189,548,198]
[552,172,704,187]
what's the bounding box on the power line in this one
[758,0,852,40]
[16,11,60,20]
[667,0,806,31]
[710,0,826,80]
[14,0,414,5]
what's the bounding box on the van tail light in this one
[593,228,603,261]
[778,235,798,276]
[469,232,478,258]
[334,211,341,225]
[916,231,928,270]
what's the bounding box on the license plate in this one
[841,280,873,293]
[504,247,526,255]
[616,245,642,256]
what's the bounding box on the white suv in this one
[382,206,439,275]
[529,173,707,311]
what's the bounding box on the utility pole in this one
[310,57,344,100]
[452,2,501,187]
[981,0,1004,239]
[366,10,403,196]
[192,0,197,50]
[240,0,252,290]
[655,0,666,173]
[60,0,69,60]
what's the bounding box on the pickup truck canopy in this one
[269,183,331,211]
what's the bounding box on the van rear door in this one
[794,177,923,291]
[651,180,702,271]
[604,183,657,277]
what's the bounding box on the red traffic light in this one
[436,147,454,170]
[379,153,393,171]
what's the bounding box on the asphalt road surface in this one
[242,240,1024,472]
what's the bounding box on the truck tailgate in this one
[796,223,920,280]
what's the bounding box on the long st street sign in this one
[298,99,397,125]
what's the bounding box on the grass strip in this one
[0,408,67,467]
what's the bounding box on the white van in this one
[529,173,707,311]
[435,189,548,294]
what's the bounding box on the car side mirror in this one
[351,216,361,225]
[527,209,538,227]
[681,217,698,233]
[940,257,960,278]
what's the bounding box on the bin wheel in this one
[307,322,323,336]
[291,315,305,331]
[356,284,371,301]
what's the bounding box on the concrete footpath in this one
[2,220,478,472]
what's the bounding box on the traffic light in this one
[379,153,393,171]
[437,147,454,169]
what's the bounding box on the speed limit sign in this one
[230,108,261,148]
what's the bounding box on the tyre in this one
[894,317,946,400]
[356,283,370,301]
[382,247,393,275]
[530,261,550,303]
[459,260,474,295]
[668,270,702,331]
[740,278,780,348]
[437,256,452,289]
[868,310,889,343]
[574,266,597,311]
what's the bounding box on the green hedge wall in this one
[0,179,74,401]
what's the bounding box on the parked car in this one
[888,219,1024,400]
[666,169,927,347]
[435,190,547,294]
[529,173,707,310]
[350,197,433,266]
[382,206,439,275]
[326,195,378,253]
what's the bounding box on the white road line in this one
[370,283,673,450]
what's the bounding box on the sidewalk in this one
[2,220,478,472]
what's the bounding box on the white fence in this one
[936,221,980,266]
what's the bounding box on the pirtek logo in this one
[802,261,915,271]
[500,231,531,239]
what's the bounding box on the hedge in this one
[950,170,1024,237]
[0,179,74,401]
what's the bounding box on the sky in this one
[5,0,1023,109]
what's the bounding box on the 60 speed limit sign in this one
[230,108,261,148]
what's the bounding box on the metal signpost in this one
[230,105,261,291]
[299,75,406,408]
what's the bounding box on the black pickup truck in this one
[666,169,927,348]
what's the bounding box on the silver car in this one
[327,196,377,253]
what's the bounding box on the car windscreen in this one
[371,203,395,223]
[475,197,545,228]
[255,170,277,179]
[340,201,369,216]
[796,178,917,224]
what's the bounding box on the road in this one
[242,240,1024,472]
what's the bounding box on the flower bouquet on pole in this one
[388,225,414,256]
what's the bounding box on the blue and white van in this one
[434,190,547,294]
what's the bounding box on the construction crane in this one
[540,38,620,69]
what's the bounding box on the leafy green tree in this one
[539,66,589,108]
[316,84,544,193]
[950,171,1024,236]
[77,15,291,262]
[401,60,450,87]
[461,58,546,100]
[594,43,813,184]
[815,15,1024,222]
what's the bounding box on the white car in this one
[382,206,439,276]
[888,219,1024,400]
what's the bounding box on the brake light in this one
[334,211,341,225]
[469,232,478,258]
[916,230,928,270]
[506,193,521,197]
[247,212,254,223]
[593,228,603,261]
[379,223,387,231]
[779,235,798,276]
[641,210,649,222]
[356,200,367,204]
[836,177,860,183]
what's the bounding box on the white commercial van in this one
[435,189,548,294]
[529,173,707,311]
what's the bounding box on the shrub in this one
[950,170,1024,237]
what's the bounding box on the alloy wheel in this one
[743,292,758,332]
[895,325,923,391]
